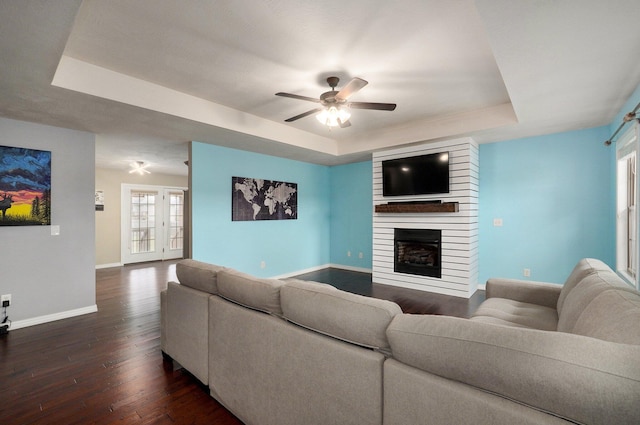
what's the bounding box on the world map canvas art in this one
[232,176,297,221]
[0,145,52,226]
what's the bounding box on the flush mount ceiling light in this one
[129,161,150,175]
[276,76,396,128]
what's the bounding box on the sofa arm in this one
[165,281,211,385]
[160,289,167,352]
[486,278,561,308]
[386,314,640,425]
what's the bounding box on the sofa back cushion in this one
[557,258,610,314]
[176,259,223,294]
[571,287,640,344]
[281,279,402,350]
[557,270,618,333]
[217,268,284,316]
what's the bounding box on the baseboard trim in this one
[10,305,98,331]
[271,263,372,279]
[272,264,331,279]
[96,262,122,269]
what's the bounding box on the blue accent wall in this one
[191,143,330,277]
[190,80,640,284]
[329,161,373,269]
[478,127,615,284]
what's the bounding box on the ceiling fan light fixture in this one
[277,76,394,127]
[316,106,350,127]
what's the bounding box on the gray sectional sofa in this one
[160,258,640,425]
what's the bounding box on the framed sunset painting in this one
[0,145,51,226]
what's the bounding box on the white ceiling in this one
[1,0,640,176]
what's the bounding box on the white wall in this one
[0,117,96,328]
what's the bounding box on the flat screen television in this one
[382,152,450,196]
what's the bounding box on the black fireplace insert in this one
[394,228,441,278]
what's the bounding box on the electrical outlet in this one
[260,261,266,269]
[358,252,364,259]
[523,268,531,277]
[347,251,351,257]
[1,294,11,307]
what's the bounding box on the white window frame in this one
[616,122,640,289]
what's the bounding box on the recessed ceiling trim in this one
[52,55,339,156]
[338,102,518,156]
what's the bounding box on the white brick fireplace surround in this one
[372,137,479,298]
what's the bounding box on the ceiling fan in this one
[276,77,396,128]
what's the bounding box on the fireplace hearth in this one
[394,228,441,278]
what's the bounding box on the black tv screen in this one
[382,152,450,196]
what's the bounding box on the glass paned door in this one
[122,185,186,264]
[131,192,157,254]
[123,190,162,263]
[164,190,184,260]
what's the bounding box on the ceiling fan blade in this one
[336,77,368,101]
[338,118,351,128]
[284,108,324,122]
[348,102,396,111]
[276,92,321,103]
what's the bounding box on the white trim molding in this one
[9,305,98,330]
[96,262,122,269]
[271,264,332,279]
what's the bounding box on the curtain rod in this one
[605,101,640,146]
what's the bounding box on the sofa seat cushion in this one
[471,297,558,331]
[217,268,284,316]
[176,259,223,294]
[281,279,402,350]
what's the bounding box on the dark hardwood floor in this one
[293,268,485,317]
[0,262,484,425]
[0,261,241,425]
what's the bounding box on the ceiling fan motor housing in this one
[326,76,340,89]
[320,90,340,104]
